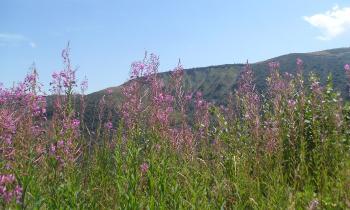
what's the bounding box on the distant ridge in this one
[46,47,349,127]
[87,47,350,101]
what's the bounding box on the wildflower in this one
[2,192,13,203]
[194,91,210,139]
[14,186,21,195]
[284,72,293,80]
[50,144,56,154]
[345,64,350,71]
[52,72,59,79]
[72,119,80,128]
[171,60,184,79]
[130,61,145,79]
[185,93,193,101]
[0,174,22,204]
[264,120,279,154]
[287,99,297,109]
[296,58,303,66]
[57,140,64,148]
[105,121,113,130]
[80,78,88,93]
[268,61,280,70]
[311,80,322,94]
[236,62,261,139]
[345,64,350,78]
[140,162,149,174]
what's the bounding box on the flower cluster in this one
[48,44,84,167]
[0,110,17,167]
[49,118,81,165]
[345,64,350,78]
[0,70,47,169]
[0,174,22,204]
[105,121,113,130]
[121,81,142,129]
[140,162,149,174]
[154,93,174,126]
[0,46,349,208]
[121,54,209,150]
[194,92,210,139]
[121,53,162,130]
[236,62,261,139]
[343,64,350,96]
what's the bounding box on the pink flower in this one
[72,119,80,128]
[57,140,64,148]
[311,80,321,93]
[166,106,173,113]
[268,61,280,70]
[296,58,303,66]
[196,91,203,98]
[345,64,350,72]
[140,162,149,174]
[185,93,193,101]
[105,121,113,130]
[3,191,13,203]
[50,144,56,154]
[14,185,22,203]
[0,174,22,204]
[288,99,297,108]
[14,185,22,195]
[52,72,59,79]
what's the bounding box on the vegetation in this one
[85,47,350,108]
[0,45,349,209]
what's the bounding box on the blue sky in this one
[1,0,350,93]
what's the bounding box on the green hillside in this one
[46,47,350,129]
[87,47,350,106]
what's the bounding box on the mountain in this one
[48,47,350,127]
[86,47,350,104]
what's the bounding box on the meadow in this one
[0,45,349,209]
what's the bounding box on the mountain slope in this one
[62,47,349,129]
[86,47,350,107]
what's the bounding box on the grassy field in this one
[0,47,349,209]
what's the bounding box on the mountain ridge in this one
[64,47,350,128]
[87,47,350,100]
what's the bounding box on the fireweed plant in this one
[0,45,349,209]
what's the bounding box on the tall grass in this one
[0,45,349,209]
